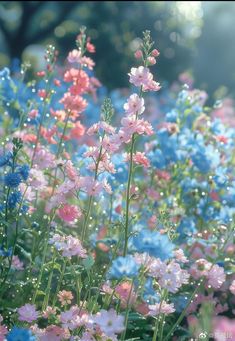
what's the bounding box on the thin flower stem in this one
[164,281,203,341]
[120,279,134,341]
[52,259,67,307]
[32,230,50,304]
[152,290,167,341]
[81,133,104,241]
[42,250,56,309]
[123,84,143,257]
[123,133,135,257]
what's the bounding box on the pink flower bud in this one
[147,56,156,65]
[36,71,45,77]
[151,49,160,57]
[134,50,143,59]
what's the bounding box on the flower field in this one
[0,27,235,341]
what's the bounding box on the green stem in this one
[4,187,10,248]
[120,279,134,341]
[164,282,202,341]
[152,317,159,341]
[32,230,50,304]
[81,196,93,241]
[123,134,135,256]
[52,259,67,307]
[42,250,56,309]
[81,133,105,241]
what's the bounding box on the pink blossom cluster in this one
[49,234,87,258]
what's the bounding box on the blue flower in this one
[8,191,22,209]
[0,246,13,257]
[149,149,166,169]
[108,255,139,279]
[177,217,196,240]
[4,172,21,188]
[18,165,30,181]
[143,277,160,304]
[0,151,12,167]
[132,229,174,260]
[6,327,36,341]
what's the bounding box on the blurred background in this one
[0,1,234,101]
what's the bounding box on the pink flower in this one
[93,309,125,336]
[49,234,87,259]
[32,147,55,169]
[174,249,188,263]
[134,50,143,59]
[158,261,189,293]
[213,317,235,341]
[123,94,145,116]
[230,280,235,295]
[67,49,81,63]
[41,325,70,341]
[11,255,24,270]
[86,40,95,53]
[147,56,156,65]
[60,305,89,330]
[42,306,57,318]
[0,325,7,341]
[102,136,119,153]
[148,302,175,316]
[115,282,137,308]
[152,49,160,57]
[58,290,74,306]
[80,56,95,70]
[100,121,116,134]
[29,168,47,189]
[70,121,85,139]
[207,264,226,289]
[102,179,113,194]
[147,189,160,201]
[143,79,161,92]
[87,123,101,136]
[58,204,81,223]
[190,259,212,280]
[28,109,38,119]
[129,66,152,87]
[133,152,150,168]
[60,93,87,113]
[18,304,39,323]
[81,177,103,196]
[38,89,47,99]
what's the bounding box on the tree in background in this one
[0,1,203,89]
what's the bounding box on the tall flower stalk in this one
[123,31,161,256]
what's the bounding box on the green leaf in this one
[82,256,95,270]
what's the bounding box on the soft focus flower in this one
[18,304,39,323]
[148,301,175,316]
[58,204,82,223]
[70,121,85,139]
[109,255,140,279]
[49,234,87,258]
[129,66,152,87]
[93,309,125,336]
[115,281,137,308]
[230,280,235,295]
[132,229,174,260]
[4,172,22,187]
[207,264,226,289]
[6,327,36,341]
[11,255,24,270]
[133,152,150,168]
[58,290,74,306]
[123,94,145,116]
[213,317,235,341]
